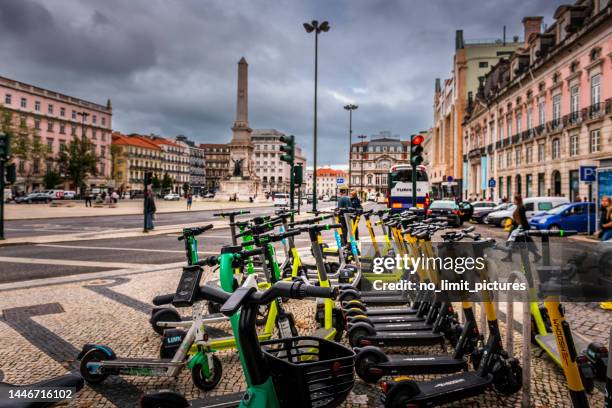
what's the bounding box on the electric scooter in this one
[381,238,523,407]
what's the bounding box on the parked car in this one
[273,193,289,207]
[163,193,181,201]
[426,200,462,227]
[15,193,53,204]
[63,190,76,199]
[485,196,569,227]
[368,193,378,202]
[204,192,215,198]
[472,202,509,223]
[529,202,597,233]
[329,195,338,202]
[457,201,474,224]
[322,195,330,202]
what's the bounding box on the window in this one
[92,115,97,124]
[21,98,27,108]
[48,104,54,114]
[538,100,546,125]
[47,121,54,132]
[570,85,579,113]
[20,116,26,127]
[538,202,553,211]
[4,94,11,105]
[526,145,533,164]
[515,148,522,165]
[59,123,65,134]
[591,74,601,106]
[507,119,512,137]
[506,151,512,167]
[72,111,77,120]
[33,159,40,174]
[516,112,522,133]
[35,101,41,111]
[34,119,41,130]
[527,107,533,130]
[47,138,53,151]
[479,61,488,68]
[538,143,545,161]
[71,125,77,136]
[552,138,560,159]
[60,107,65,117]
[569,134,578,156]
[92,129,97,139]
[102,117,106,126]
[590,129,601,153]
[552,94,561,122]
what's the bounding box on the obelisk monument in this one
[218,57,260,200]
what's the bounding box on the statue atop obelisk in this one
[218,57,260,200]
[228,57,254,178]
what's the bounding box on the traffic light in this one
[293,164,303,185]
[410,134,424,168]
[0,133,11,160]
[280,135,295,165]
[5,163,16,184]
[144,172,153,186]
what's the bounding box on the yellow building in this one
[111,132,163,192]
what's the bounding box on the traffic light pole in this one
[0,160,5,240]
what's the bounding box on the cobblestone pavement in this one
[0,262,608,408]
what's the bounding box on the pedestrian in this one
[575,196,582,202]
[111,191,119,204]
[599,196,612,241]
[337,187,351,244]
[84,190,92,207]
[187,193,192,210]
[501,194,541,263]
[145,191,156,231]
[349,190,362,240]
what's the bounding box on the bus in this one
[387,164,430,211]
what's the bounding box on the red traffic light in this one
[411,135,424,145]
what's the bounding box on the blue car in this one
[529,202,597,233]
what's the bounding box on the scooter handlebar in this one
[195,256,219,267]
[213,210,250,217]
[178,224,214,241]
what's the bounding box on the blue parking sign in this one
[579,166,597,183]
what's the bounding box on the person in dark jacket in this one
[501,194,541,263]
[144,191,156,231]
[600,196,612,241]
[349,191,362,240]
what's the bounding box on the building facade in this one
[1,75,112,193]
[173,136,206,194]
[111,132,162,192]
[349,132,410,198]
[305,167,348,198]
[429,31,522,198]
[149,136,189,194]
[252,129,307,194]
[463,2,611,201]
[200,143,230,190]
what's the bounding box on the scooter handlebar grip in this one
[298,284,337,300]
[152,293,175,306]
[196,256,218,267]
[241,248,263,258]
[196,284,231,304]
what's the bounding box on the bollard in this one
[505,271,531,408]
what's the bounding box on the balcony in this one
[585,102,604,120]
[606,99,611,115]
[546,118,563,133]
[564,111,581,127]
[511,133,520,144]
[487,144,493,154]
[495,141,502,150]
[521,130,532,142]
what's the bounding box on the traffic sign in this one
[447,176,454,182]
[488,178,496,188]
[336,177,345,185]
[580,166,597,183]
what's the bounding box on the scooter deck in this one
[358,322,433,332]
[350,307,419,316]
[349,315,425,324]
[398,373,493,405]
[361,331,445,347]
[380,354,468,375]
[536,332,591,367]
[356,296,411,306]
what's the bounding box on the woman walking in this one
[187,193,193,210]
[349,191,362,240]
[600,196,612,241]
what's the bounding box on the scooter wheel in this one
[355,352,383,383]
[79,349,110,384]
[150,308,181,336]
[348,327,370,348]
[492,357,522,395]
[385,380,421,408]
[191,354,223,391]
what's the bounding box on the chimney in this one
[455,30,464,50]
[522,16,543,47]
[435,78,441,93]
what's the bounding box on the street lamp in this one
[304,19,330,212]
[344,104,358,189]
[358,134,367,199]
[76,111,90,196]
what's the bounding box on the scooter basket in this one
[261,336,355,408]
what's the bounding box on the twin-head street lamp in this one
[344,104,358,189]
[304,20,330,212]
[358,134,367,198]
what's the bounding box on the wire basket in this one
[261,336,355,408]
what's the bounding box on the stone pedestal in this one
[216,177,266,202]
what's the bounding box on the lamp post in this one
[344,104,358,189]
[304,20,330,212]
[358,134,367,199]
[76,111,90,196]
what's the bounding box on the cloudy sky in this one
[0,0,563,165]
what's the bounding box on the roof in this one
[316,168,347,177]
[200,143,229,149]
[149,137,181,148]
[112,132,162,150]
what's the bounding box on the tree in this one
[161,173,173,192]
[43,171,62,189]
[110,144,122,181]
[182,182,190,195]
[56,137,98,194]
[151,174,161,190]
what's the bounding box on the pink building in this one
[463,1,611,201]
[0,75,113,193]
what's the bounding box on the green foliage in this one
[43,170,62,189]
[56,137,98,193]
[182,182,190,194]
[151,174,161,189]
[161,173,173,191]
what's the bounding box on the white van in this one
[486,196,569,227]
[273,193,289,207]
